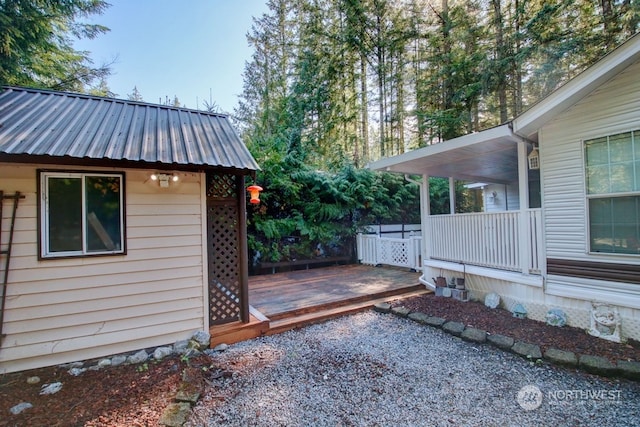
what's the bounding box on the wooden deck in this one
[209,264,428,347]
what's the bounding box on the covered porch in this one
[367,124,545,288]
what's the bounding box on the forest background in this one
[1,0,638,267]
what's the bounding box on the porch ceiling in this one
[367,124,523,184]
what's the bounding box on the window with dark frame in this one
[585,130,640,254]
[40,171,125,258]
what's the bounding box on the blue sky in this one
[75,0,269,113]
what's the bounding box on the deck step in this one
[266,288,430,336]
[265,283,426,322]
[208,306,270,348]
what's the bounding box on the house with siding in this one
[368,33,640,342]
[0,86,259,373]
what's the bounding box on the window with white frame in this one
[585,130,640,254]
[40,171,125,258]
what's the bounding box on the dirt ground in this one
[1,293,639,426]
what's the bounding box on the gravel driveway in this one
[188,311,640,426]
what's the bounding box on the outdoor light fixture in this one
[150,173,179,188]
[528,146,540,170]
[247,185,263,204]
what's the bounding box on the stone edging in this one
[374,303,640,382]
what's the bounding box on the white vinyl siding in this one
[541,60,640,262]
[0,165,206,373]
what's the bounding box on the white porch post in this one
[517,140,530,275]
[422,174,430,262]
[449,177,455,214]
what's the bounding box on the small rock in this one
[425,316,446,328]
[174,340,189,354]
[158,402,192,427]
[26,376,40,385]
[408,312,430,324]
[487,334,514,350]
[544,348,577,367]
[68,367,87,376]
[391,306,411,318]
[442,321,465,337]
[98,358,112,368]
[373,302,391,313]
[154,346,174,360]
[10,402,33,415]
[127,349,149,365]
[579,355,618,377]
[59,361,83,369]
[191,331,211,348]
[111,355,127,367]
[461,327,487,343]
[617,360,640,381]
[512,342,542,360]
[213,343,229,352]
[40,382,63,395]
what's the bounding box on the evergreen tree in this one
[0,0,111,92]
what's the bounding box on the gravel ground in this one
[188,311,640,427]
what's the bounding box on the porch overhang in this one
[367,124,524,184]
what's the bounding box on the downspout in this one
[405,174,434,290]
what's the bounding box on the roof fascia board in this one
[367,124,516,172]
[513,33,640,138]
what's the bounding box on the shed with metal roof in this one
[0,86,260,373]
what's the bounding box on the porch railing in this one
[357,233,422,271]
[426,209,542,274]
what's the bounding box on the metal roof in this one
[0,86,259,173]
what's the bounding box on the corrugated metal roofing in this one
[0,86,259,172]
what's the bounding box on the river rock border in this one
[375,302,640,382]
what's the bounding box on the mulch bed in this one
[393,293,640,363]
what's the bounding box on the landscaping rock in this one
[213,343,229,352]
[26,376,40,385]
[191,331,211,349]
[408,312,430,324]
[442,321,465,337]
[617,360,640,381]
[174,340,189,354]
[487,334,514,350]
[10,402,33,415]
[110,355,127,367]
[511,342,542,360]
[154,346,174,361]
[158,402,192,427]
[425,316,446,328]
[40,382,63,395]
[373,302,391,313]
[544,348,578,367]
[461,327,487,343]
[127,349,149,365]
[579,355,618,377]
[391,306,411,318]
[97,358,112,368]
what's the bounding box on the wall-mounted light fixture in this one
[247,185,263,204]
[528,146,540,170]
[150,173,179,188]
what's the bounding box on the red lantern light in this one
[247,185,263,204]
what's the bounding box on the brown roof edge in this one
[0,153,257,176]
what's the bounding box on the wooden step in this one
[208,306,270,348]
[265,283,426,322]
[266,288,430,336]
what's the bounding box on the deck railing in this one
[426,209,542,274]
[357,233,422,271]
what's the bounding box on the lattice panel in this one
[207,173,237,199]
[208,202,242,325]
[379,240,409,267]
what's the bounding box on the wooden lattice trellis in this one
[206,173,247,325]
